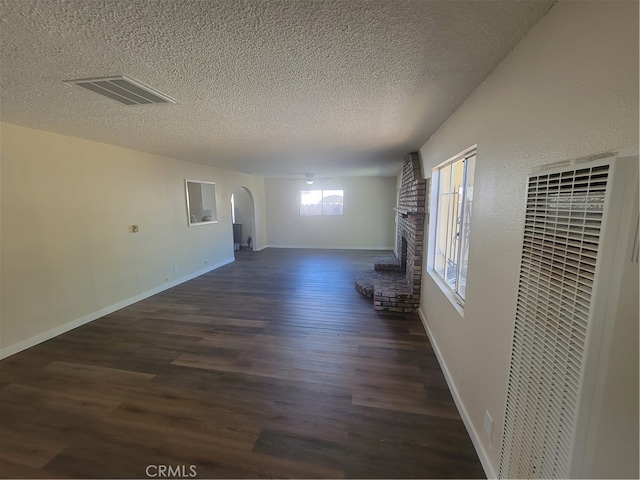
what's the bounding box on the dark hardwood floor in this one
[0,248,485,479]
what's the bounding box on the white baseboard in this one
[0,257,235,360]
[265,244,393,250]
[417,308,497,479]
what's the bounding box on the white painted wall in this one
[416,1,638,478]
[265,176,396,249]
[0,123,267,356]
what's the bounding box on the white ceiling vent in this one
[64,76,176,106]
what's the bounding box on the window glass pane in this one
[457,154,475,299]
[322,190,344,215]
[431,148,476,304]
[300,189,344,216]
[445,159,465,289]
[439,163,451,194]
[301,190,322,215]
[435,166,450,277]
[443,181,456,287]
[435,193,448,277]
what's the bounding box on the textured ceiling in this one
[0,0,554,177]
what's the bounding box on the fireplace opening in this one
[400,237,408,273]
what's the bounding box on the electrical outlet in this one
[131,224,139,233]
[174,266,178,274]
[484,410,493,439]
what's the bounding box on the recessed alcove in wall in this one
[231,186,256,252]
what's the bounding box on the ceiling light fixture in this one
[305,173,315,185]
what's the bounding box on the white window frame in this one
[428,146,476,307]
[300,189,344,216]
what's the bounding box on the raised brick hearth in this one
[355,152,429,313]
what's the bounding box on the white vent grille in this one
[499,163,610,479]
[65,76,176,106]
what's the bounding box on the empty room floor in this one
[0,248,484,479]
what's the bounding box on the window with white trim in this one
[300,189,344,216]
[431,148,476,303]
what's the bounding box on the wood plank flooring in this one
[0,248,485,479]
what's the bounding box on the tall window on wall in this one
[300,189,344,216]
[431,147,476,303]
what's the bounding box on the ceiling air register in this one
[64,76,176,106]
[499,147,638,479]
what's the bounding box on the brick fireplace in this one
[396,152,428,296]
[355,152,429,312]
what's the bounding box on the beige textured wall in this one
[417,1,638,478]
[0,123,267,356]
[265,176,396,249]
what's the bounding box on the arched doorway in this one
[231,186,256,254]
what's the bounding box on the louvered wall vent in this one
[64,76,176,106]
[499,148,638,479]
